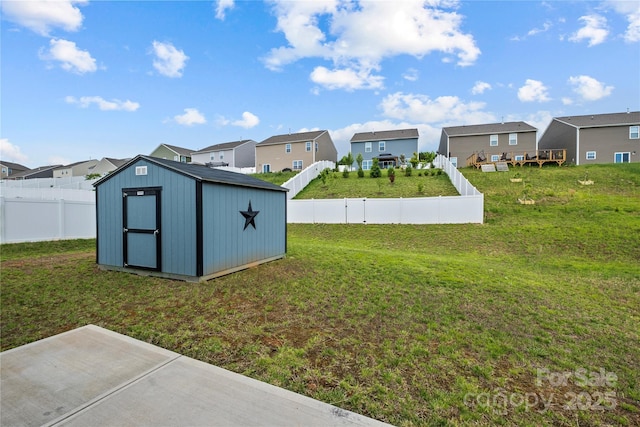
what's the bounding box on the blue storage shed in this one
[93,155,288,282]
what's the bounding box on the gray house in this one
[94,155,288,282]
[191,140,257,168]
[439,122,537,167]
[350,128,419,170]
[6,165,61,180]
[538,111,640,165]
[0,161,29,179]
[255,130,337,173]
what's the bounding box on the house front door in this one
[122,188,161,271]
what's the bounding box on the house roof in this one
[54,159,98,170]
[193,140,255,154]
[443,121,537,137]
[7,165,61,179]
[350,128,419,143]
[553,111,640,128]
[0,161,29,172]
[160,144,196,156]
[105,158,130,168]
[94,155,287,192]
[257,130,327,146]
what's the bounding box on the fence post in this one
[0,197,5,243]
[58,199,65,239]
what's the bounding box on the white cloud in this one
[0,0,86,36]
[263,0,480,91]
[528,21,552,36]
[569,14,608,46]
[310,66,384,91]
[402,68,419,82]
[65,96,140,111]
[471,81,491,95]
[562,97,574,105]
[0,139,29,163]
[517,79,550,102]
[568,75,614,101]
[232,111,260,128]
[379,92,495,124]
[151,41,188,78]
[174,108,206,126]
[215,0,234,20]
[606,0,640,42]
[39,38,96,74]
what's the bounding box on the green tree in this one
[370,158,381,178]
[344,152,354,171]
[356,153,363,170]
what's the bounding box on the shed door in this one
[123,188,161,271]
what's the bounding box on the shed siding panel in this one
[202,184,285,276]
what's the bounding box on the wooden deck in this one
[466,149,566,168]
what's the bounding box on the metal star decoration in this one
[240,200,259,230]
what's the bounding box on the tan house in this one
[439,122,537,167]
[1,161,29,179]
[53,159,99,178]
[255,130,337,173]
[538,111,640,165]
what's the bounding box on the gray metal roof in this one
[443,121,537,136]
[350,128,418,143]
[162,144,196,156]
[94,155,287,192]
[553,111,640,128]
[257,130,326,146]
[193,140,255,154]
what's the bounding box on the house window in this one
[490,135,498,146]
[379,141,385,152]
[515,155,524,161]
[509,133,517,145]
[450,157,458,168]
[293,160,303,170]
[219,152,224,160]
[365,142,372,152]
[586,151,596,160]
[135,166,147,176]
[285,144,291,153]
[614,152,630,163]
[262,164,271,173]
[491,155,500,162]
[210,153,215,160]
[1,167,7,174]
[362,160,372,170]
[174,155,179,161]
[315,142,318,152]
[630,126,639,139]
[306,141,312,151]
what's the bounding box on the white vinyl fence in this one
[0,197,96,244]
[1,176,98,190]
[282,161,336,199]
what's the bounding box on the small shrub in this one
[405,165,412,177]
[357,168,364,178]
[418,172,422,177]
[417,183,424,193]
[436,169,443,176]
[342,169,350,178]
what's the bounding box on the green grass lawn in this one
[1,163,639,426]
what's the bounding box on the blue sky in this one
[1,0,639,168]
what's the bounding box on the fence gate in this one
[122,188,161,271]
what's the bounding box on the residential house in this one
[6,165,61,180]
[88,157,131,177]
[149,143,195,163]
[1,161,29,179]
[191,139,257,168]
[53,159,99,178]
[255,130,337,173]
[439,121,537,167]
[538,111,640,165]
[350,128,418,170]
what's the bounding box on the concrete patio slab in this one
[1,325,392,427]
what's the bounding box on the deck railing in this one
[466,149,566,168]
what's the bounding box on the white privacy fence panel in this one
[282,161,335,199]
[0,197,96,243]
[288,195,484,224]
[0,176,98,190]
[0,187,95,201]
[435,154,481,196]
